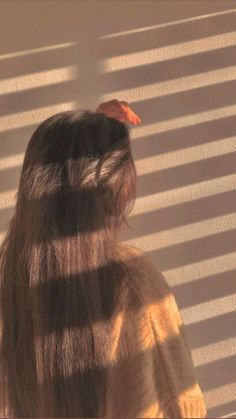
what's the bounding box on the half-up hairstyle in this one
[0,109,138,417]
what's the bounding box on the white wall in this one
[0,1,236,417]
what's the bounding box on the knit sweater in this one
[103,243,208,418]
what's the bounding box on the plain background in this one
[0,1,236,417]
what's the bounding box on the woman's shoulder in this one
[113,245,208,417]
[116,243,172,300]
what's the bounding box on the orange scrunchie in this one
[95,99,141,125]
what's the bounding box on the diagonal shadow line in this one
[130,79,236,125]
[0,115,235,163]
[8,248,234,340]
[0,124,38,158]
[171,268,236,309]
[101,45,236,93]
[126,189,236,240]
[144,228,236,271]
[0,206,16,233]
[7,245,179,333]
[0,188,236,254]
[30,341,236,413]
[0,44,79,80]
[197,354,236,392]
[0,79,79,117]
[1,188,236,237]
[1,194,236,273]
[1,1,234,62]
[186,311,236,350]
[1,77,236,121]
[7,264,236,370]
[1,195,236,277]
[2,187,232,314]
[0,159,235,314]
[131,115,236,160]
[0,149,235,197]
[0,161,234,400]
[100,12,236,58]
[0,166,21,193]
[33,338,203,417]
[136,150,236,198]
[2,249,210,413]
[207,399,236,419]
[3,251,209,415]
[1,42,236,86]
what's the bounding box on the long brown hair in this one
[0,109,138,417]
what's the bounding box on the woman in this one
[0,99,207,418]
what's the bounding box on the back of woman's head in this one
[0,109,138,417]
[18,109,136,240]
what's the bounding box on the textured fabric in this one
[102,243,207,418]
